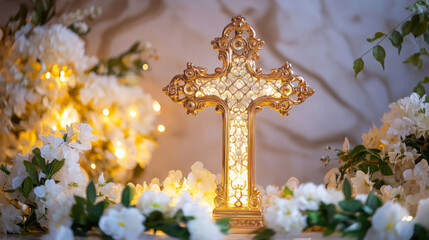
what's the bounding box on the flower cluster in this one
[0,123,96,233]
[256,178,429,240]
[0,124,229,239]
[0,1,157,182]
[323,93,429,214]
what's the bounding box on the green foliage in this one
[121,185,133,207]
[23,161,39,185]
[282,186,293,198]
[31,0,55,26]
[71,182,109,236]
[372,45,386,69]
[343,178,352,200]
[353,0,429,94]
[216,218,232,234]
[87,42,149,78]
[389,30,403,54]
[252,228,276,240]
[413,224,429,240]
[0,164,10,175]
[366,32,386,42]
[353,58,364,78]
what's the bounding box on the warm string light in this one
[51,125,57,131]
[152,101,161,113]
[90,163,96,169]
[157,124,165,133]
[129,110,137,118]
[103,108,110,116]
[401,216,413,222]
[114,141,126,159]
[142,63,149,71]
[60,106,79,128]
[45,72,51,79]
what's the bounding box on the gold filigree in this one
[163,16,314,231]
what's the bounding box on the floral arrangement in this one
[254,178,429,240]
[322,93,429,215]
[0,0,158,182]
[0,123,229,239]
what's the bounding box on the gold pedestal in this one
[213,209,263,234]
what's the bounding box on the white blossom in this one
[99,207,145,240]
[294,183,327,210]
[351,170,374,195]
[264,197,307,234]
[0,204,23,233]
[364,202,414,240]
[136,190,171,216]
[415,197,429,229]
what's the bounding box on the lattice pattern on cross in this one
[163,16,314,230]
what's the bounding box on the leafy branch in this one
[353,1,429,95]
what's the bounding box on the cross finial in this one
[163,16,314,232]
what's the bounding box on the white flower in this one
[343,137,350,153]
[100,182,122,202]
[34,179,64,205]
[43,225,74,240]
[163,170,183,197]
[355,194,369,203]
[294,183,327,210]
[187,217,224,240]
[285,177,300,191]
[324,168,341,190]
[99,207,145,240]
[324,189,344,205]
[40,135,67,163]
[46,195,75,231]
[264,197,307,234]
[351,170,374,194]
[136,190,171,216]
[173,193,223,240]
[364,202,414,240]
[415,197,429,229]
[0,204,23,233]
[69,123,97,151]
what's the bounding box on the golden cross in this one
[163,16,314,232]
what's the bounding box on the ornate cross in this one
[163,16,314,232]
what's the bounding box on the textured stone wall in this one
[0,0,424,186]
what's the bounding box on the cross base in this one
[212,209,263,234]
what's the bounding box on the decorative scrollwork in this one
[214,186,227,208]
[163,16,314,226]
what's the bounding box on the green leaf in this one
[22,177,34,198]
[32,148,47,173]
[366,32,386,42]
[423,76,429,84]
[86,181,96,204]
[403,52,422,68]
[353,58,364,78]
[401,20,413,36]
[349,145,366,157]
[121,185,132,208]
[414,82,427,97]
[413,15,428,37]
[389,30,403,54]
[365,191,382,214]
[282,186,293,198]
[63,133,68,142]
[413,223,429,240]
[160,222,190,239]
[23,161,39,185]
[24,209,37,227]
[252,228,276,240]
[378,159,393,176]
[339,200,363,213]
[87,200,105,224]
[216,217,232,234]
[406,1,428,14]
[343,177,352,200]
[46,159,65,179]
[424,31,429,45]
[0,164,10,175]
[373,45,386,70]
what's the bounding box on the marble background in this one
[0,0,425,186]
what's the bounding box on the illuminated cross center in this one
[163,16,313,230]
